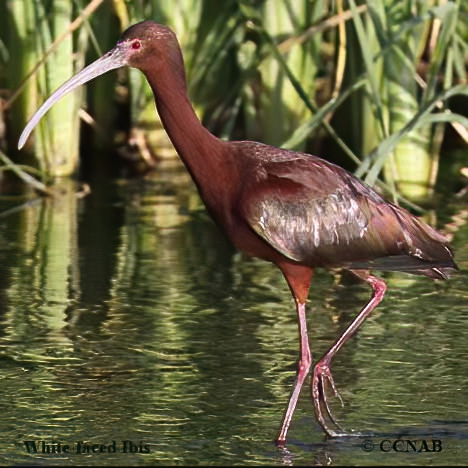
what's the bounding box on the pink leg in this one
[276,300,311,445]
[312,272,387,437]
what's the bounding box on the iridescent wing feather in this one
[239,147,456,279]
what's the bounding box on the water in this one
[0,161,466,465]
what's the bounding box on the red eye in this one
[131,41,141,50]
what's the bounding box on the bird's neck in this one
[144,60,229,189]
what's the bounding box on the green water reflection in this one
[0,164,467,465]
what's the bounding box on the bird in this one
[18,20,458,445]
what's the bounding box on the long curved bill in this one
[18,44,129,150]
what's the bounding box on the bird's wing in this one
[240,157,378,265]
[240,155,456,276]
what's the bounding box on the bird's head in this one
[18,21,178,149]
[116,21,179,72]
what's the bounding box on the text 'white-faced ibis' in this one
[18,21,458,445]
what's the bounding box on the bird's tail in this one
[392,206,458,279]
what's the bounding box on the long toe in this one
[312,360,348,437]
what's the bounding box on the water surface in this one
[0,162,466,465]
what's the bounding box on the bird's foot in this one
[312,357,348,437]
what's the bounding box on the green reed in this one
[4,0,86,178]
[1,0,466,202]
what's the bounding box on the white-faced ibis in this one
[18,21,458,445]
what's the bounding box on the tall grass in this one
[238,0,322,149]
[346,0,466,200]
[4,0,86,178]
[1,0,467,201]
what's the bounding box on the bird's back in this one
[233,142,458,279]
